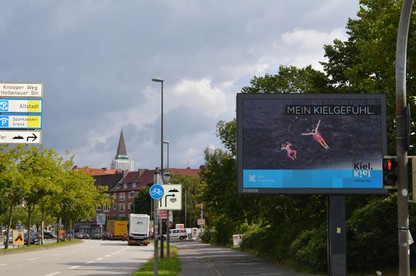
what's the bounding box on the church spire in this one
[115,129,128,160]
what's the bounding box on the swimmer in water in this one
[281,141,297,160]
[301,119,330,150]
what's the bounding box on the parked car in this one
[91,232,103,239]
[82,233,90,239]
[43,231,57,239]
[3,233,13,245]
[102,232,113,240]
[74,232,84,239]
[25,232,40,245]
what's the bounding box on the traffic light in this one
[383,158,398,187]
[162,219,167,234]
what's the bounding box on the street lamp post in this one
[164,140,169,171]
[152,78,164,259]
[152,78,164,176]
[163,140,170,259]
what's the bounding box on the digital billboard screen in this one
[237,93,387,194]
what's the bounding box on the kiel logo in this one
[248,175,256,182]
[353,162,372,178]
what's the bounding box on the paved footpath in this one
[176,241,319,276]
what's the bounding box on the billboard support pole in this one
[396,1,413,275]
[328,195,346,276]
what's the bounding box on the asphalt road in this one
[0,239,153,276]
[176,241,316,276]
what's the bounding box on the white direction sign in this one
[0,82,43,98]
[159,184,182,210]
[0,99,42,113]
[0,130,42,144]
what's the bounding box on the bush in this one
[200,227,212,243]
[347,195,398,271]
[289,225,327,273]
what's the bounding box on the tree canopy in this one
[201,0,416,272]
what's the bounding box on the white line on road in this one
[87,261,94,264]
[96,257,103,261]
[0,264,6,267]
[29,257,39,261]
[68,266,80,270]
[105,254,111,257]
[44,272,61,276]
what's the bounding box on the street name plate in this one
[0,130,42,144]
[0,82,43,98]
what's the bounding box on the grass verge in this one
[132,245,180,276]
[0,239,82,254]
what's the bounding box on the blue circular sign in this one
[149,184,164,199]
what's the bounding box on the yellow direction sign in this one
[13,229,24,246]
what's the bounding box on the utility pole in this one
[395,1,413,275]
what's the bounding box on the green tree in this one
[0,145,26,249]
[18,146,63,246]
[321,0,416,153]
[170,173,204,228]
[133,186,151,215]
[241,65,333,94]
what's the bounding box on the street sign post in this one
[0,130,41,144]
[0,81,43,145]
[13,229,24,246]
[96,213,106,225]
[159,184,182,210]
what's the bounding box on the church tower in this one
[111,129,134,171]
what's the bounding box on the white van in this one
[169,229,187,240]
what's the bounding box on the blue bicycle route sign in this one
[149,184,164,199]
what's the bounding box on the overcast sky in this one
[0,0,359,170]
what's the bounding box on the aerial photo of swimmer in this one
[301,119,330,150]
[281,141,297,160]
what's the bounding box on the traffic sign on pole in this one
[149,184,164,200]
[0,99,42,113]
[0,130,41,144]
[0,115,42,129]
[0,82,43,98]
[159,184,182,210]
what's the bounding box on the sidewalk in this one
[176,241,318,276]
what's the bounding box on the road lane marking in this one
[0,264,7,267]
[68,266,80,270]
[44,272,61,276]
[105,254,111,257]
[96,257,103,261]
[29,257,39,261]
[87,261,94,264]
